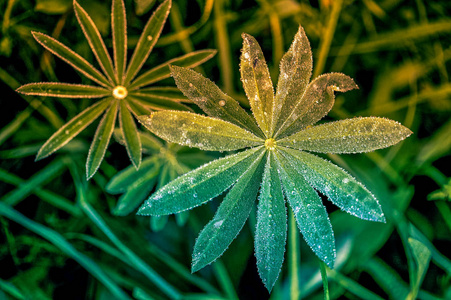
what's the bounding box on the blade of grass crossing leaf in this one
[128,50,217,90]
[365,258,409,299]
[137,147,264,215]
[133,87,189,102]
[119,100,142,168]
[255,152,287,291]
[279,117,412,154]
[273,26,312,137]
[74,1,116,84]
[169,65,263,137]
[192,150,266,272]
[32,32,110,87]
[86,101,118,179]
[76,185,182,299]
[0,202,130,299]
[17,82,111,98]
[328,270,384,300]
[124,0,171,84]
[36,99,110,160]
[280,148,385,222]
[138,111,262,151]
[275,150,336,267]
[112,0,127,83]
[212,261,238,300]
[0,278,25,300]
[128,94,192,112]
[240,33,275,136]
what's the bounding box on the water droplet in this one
[65,130,69,134]
[214,220,223,228]
[147,35,153,41]
[218,100,226,106]
[342,178,350,184]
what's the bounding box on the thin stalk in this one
[319,261,330,300]
[289,210,300,300]
[212,261,238,300]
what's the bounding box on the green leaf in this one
[255,152,287,291]
[275,73,358,139]
[275,150,336,268]
[32,31,110,87]
[280,147,385,222]
[36,99,110,160]
[133,86,189,102]
[279,117,413,154]
[240,33,275,136]
[107,156,159,194]
[138,111,263,151]
[127,94,192,112]
[137,147,264,216]
[192,150,266,272]
[129,49,217,89]
[112,0,127,83]
[125,97,153,116]
[273,26,312,136]
[17,82,111,98]
[74,0,116,84]
[408,238,431,299]
[119,100,142,168]
[86,101,118,179]
[170,65,263,137]
[124,0,171,84]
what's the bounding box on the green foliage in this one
[137,25,411,291]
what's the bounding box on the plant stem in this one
[289,210,300,300]
[319,261,330,300]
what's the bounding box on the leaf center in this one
[265,138,277,150]
[112,86,128,99]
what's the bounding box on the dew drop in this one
[65,130,69,134]
[214,220,223,228]
[218,100,226,107]
[147,35,153,41]
[342,178,350,184]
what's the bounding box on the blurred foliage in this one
[1,0,450,299]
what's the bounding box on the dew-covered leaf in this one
[86,101,118,179]
[36,99,110,160]
[119,100,141,168]
[255,152,286,291]
[129,49,217,89]
[240,33,275,136]
[275,150,335,268]
[272,26,312,136]
[17,82,111,98]
[279,117,413,153]
[138,111,263,151]
[170,65,263,137]
[106,156,158,194]
[275,73,358,139]
[124,0,171,84]
[112,0,127,83]
[137,147,264,216]
[74,1,116,84]
[279,147,385,222]
[191,150,266,272]
[127,94,192,112]
[32,31,110,87]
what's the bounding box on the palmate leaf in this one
[138,111,263,151]
[279,117,413,153]
[255,152,287,291]
[17,82,111,98]
[192,150,266,272]
[119,100,142,168]
[137,147,264,216]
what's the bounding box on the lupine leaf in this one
[106,156,159,194]
[17,82,111,98]
[275,150,336,268]
[86,101,118,179]
[408,238,431,299]
[119,100,142,168]
[36,99,110,160]
[137,147,264,216]
[74,0,116,84]
[279,147,385,222]
[124,0,171,84]
[126,97,153,117]
[191,150,266,272]
[170,65,264,137]
[279,117,413,153]
[272,26,312,136]
[129,49,217,89]
[138,111,263,151]
[112,0,127,82]
[255,152,287,291]
[128,94,192,112]
[240,33,275,136]
[275,73,358,139]
[32,31,110,87]
[133,86,188,102]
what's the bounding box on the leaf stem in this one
[319,260,330,300]
[289,209,300,300]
